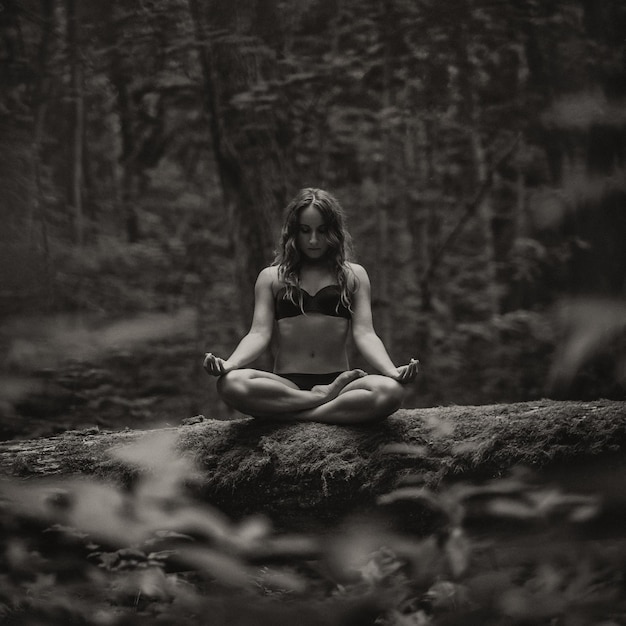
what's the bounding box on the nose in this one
[309,231,318,245]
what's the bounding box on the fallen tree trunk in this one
[1,400,625,527]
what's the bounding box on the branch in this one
[419,133,522,304]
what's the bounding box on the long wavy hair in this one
[273,188,357,312]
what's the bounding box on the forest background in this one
[1,0,625,441]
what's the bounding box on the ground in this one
[1,399,626,625]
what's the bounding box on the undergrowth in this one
[1,431,625,625]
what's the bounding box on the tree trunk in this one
[66,0,84,248]
[469,126,500,317]
[456,1,499,319]
[0,400,624,526]
[406,117,434,380]
[31,0,55,306]
[414,118,440,313]
[376,0,393,349]
[30,0,53,246]
[187,0,284,324]
[106,1,139,243]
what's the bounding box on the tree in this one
[188,0,289,322]
[66,0,85,247]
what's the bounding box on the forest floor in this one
[2,337,223,441]
[2,341,626,626]
[1,398,626,625]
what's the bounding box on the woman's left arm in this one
[350,264,419,383]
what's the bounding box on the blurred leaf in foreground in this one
[546,91,626,129]
[550,298,626,390]
[111,431,203,503]
[3,308,196,372]
[0,376,44,412]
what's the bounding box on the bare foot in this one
[310,369,366,403]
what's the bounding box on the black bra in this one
[274,285,351,320]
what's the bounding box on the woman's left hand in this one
[393,358,420,384]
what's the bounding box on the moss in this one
[1,400,625,526]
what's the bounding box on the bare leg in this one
[285,375,406,425]
[216,369,366,417]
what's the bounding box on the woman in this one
[203,188,419,424]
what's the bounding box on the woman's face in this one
[297,205,330,260]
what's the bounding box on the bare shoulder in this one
[256,266,279,289]
[347,262,368,277]
[347,262,370,286]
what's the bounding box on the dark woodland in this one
[1,1,626,624]
[1,0,625,437]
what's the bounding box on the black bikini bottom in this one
[279,371,344,391]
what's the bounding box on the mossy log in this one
[1,400,625,527]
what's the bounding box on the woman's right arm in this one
[203,267,276,375]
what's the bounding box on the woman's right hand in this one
[203,353,233,376]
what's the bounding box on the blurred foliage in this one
[1,433,625,625]
[0,0,625,438]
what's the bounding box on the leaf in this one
[4,309,197,370]
[5,539,47,575]
[425,580,468,611]
[444,529,470,578]
[378,487,443,512]
[568,503,600,523]
[421,414,456,438]
[358,548,404,586]
[63,481,147,545]
[323,522,392,581]
[454,476,532,502]
[256,567,308,593]
[550,298,626,388]
[379,443,429,458]
[243,534,320,563]
[147,550,179,563]
[498,586,565,621]
[174,546,253,589]
[234,514,272,547]
[547,91,626,129]
[22,573,57,595]
[150,505,235,548]
[110,431,202,502]
[0,376,44,405]
[388,609,431,626]
[147,530,195,544]
[137,567,173,600]
[485,497,538,520]
[528,489,601,521]
[0,477,143,544]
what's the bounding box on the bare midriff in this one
[273,314,350,374]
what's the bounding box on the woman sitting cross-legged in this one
[203,187,419,425]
